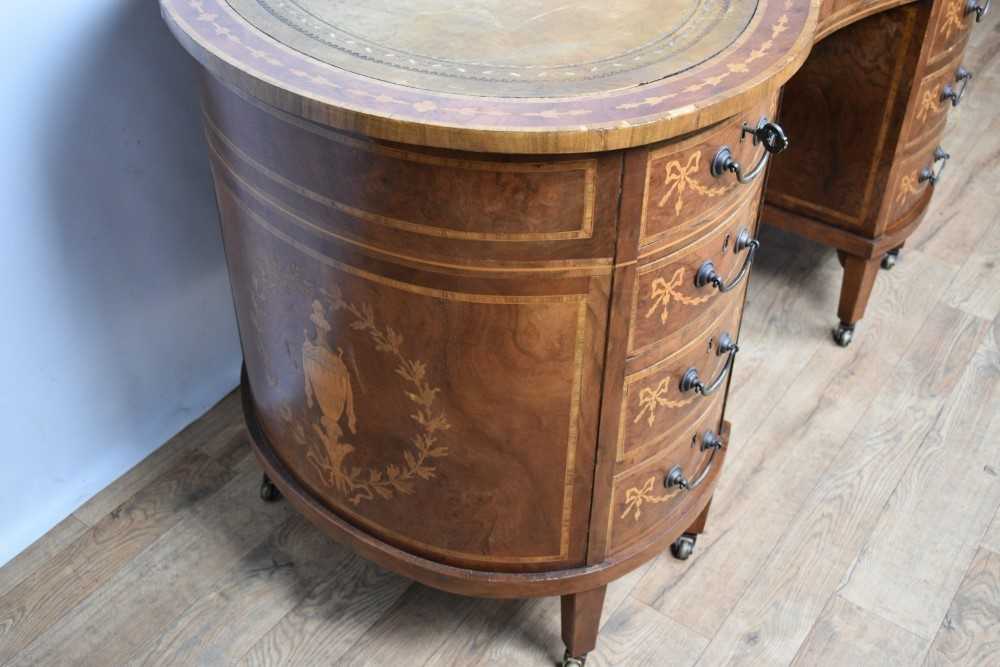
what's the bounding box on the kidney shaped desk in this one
[159,0,981,663]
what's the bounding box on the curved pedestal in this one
[243,366,718,599]
[160,0,818,658]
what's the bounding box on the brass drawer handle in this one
[679,333,739,396]
[941,67,973,107]
[664,431,725,491]
[695,227,759,293]
[710,117,789,184]
[966,0,990,22]
[919,146,950,185]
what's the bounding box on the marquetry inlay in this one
[896,173,921,205]
[620,476,675,521]
[645,268,714,325]
[223,0,759,96]
[634,378,697,427]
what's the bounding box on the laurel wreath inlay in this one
[293,290,451,506]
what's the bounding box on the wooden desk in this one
[159,0,984,663]
[767,0,988,346]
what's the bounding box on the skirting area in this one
[1,22,998,667]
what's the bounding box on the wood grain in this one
[695,304,988,665]
[421,555,655,665]
[584,598,709,667]
[159,0,820,153]
[0,8,996,665]
[6,459,290,667]
[238,556,410,666]
[633,242,954,639]
[924,548,1000,665]
[984,504,1000,556]
[791,595,928,666]
[0,450,239,664]
[73,390,244,526]
[837,315,1000,638]
[906,17,1000,267]
[132,515,346,666]
[0,516,87,600]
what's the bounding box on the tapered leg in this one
[833,253,882,347]
[560,585,607,665]
[671,496,713,560]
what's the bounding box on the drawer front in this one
[618,301,742,465]
[887,140,951,224]
[926,0,976,68]
[629,201,758,358]
[901,51,971,154]
[639,95,777,250]
[608,415,729,554]
[201,75,621,268]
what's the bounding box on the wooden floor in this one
[3,28,999,667]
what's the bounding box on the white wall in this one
[0,1,241,565]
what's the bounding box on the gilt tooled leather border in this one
[163,0,813,134]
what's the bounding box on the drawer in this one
[201,75,621,267]
[628,200,757,358]
[901,51,972,154]
[639,94,778,250]
[925,0,978,68]
[886,140,951,225]
[617,299,742,465]
[607,415,729,554]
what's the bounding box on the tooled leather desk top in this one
[161,0,819,152]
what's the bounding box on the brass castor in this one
[832,322,854,348]
[260,474,282,502]
[670,533,697,560]
[561,649,587,667]
[881,249,900,270]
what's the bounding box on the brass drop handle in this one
[679,333,739,396]
[966,0,990,22]
[941,67,973,107]
[919,146,950,185]
[711,117,789,184]
[694,227,760,293]
[664,430,726,491]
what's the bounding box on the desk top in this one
[161,0,819,152]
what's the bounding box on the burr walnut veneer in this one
[158,0,978,662]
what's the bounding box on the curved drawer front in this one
[926,0,976,68]
[608,413,729,554]
[901,50,970,154]
[201,76,620,268]
[640,95,777,250]
[205,79,614,573]
[618,301,742,465]
[629,201,758,358]
[887,139,949,225]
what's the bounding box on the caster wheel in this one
[260,474,282,502]
[671,534,697,561]
[832,323,854,348]
[881,251,899,270]
[561,649,587,667]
